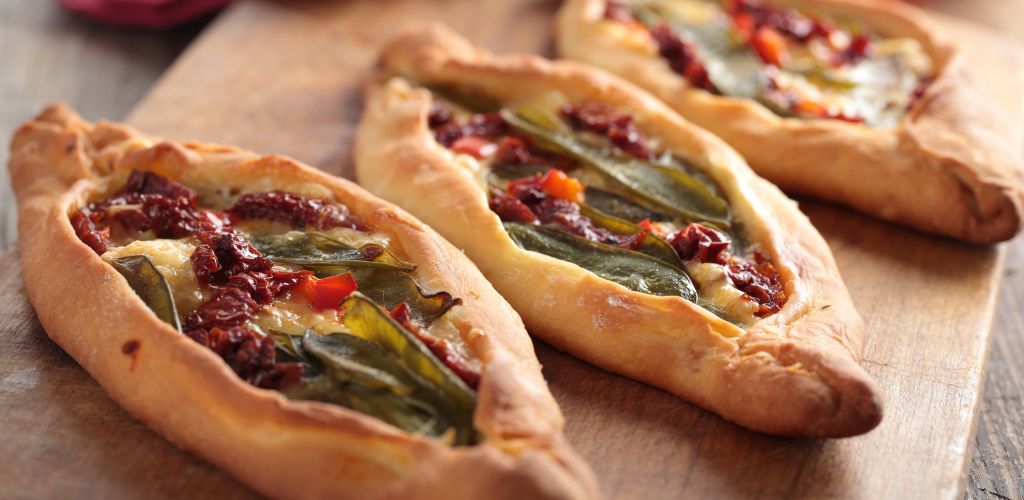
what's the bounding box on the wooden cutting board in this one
[2,1,1022,498]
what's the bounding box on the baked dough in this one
[8,104,597,499]
[356,25,882,437]
[558,0,1024,243]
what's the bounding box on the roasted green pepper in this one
[504,222,697,301]
[109,255,182,331]
[274,329,476,444]
[502,108,732,227]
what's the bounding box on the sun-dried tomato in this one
[534,198,623,245]
[187,235,312,328]
[190,231,308,305]
[668,222,785,315]
[144,196,216,237]
[110,207,150,232]
[669,223,731,265]
[492,136,579,170]
[727,252,785,317]
[103,176,215,238]
[428,111,509,147]
[226,272,281,305]
[493,136,532,165]
[210,231,273,277]
[226,270,309,306]
[189,231,273,288]
[506,175,546,205]
[649,25,716,92]
[186,326,301,390]
[561,103,652,160]
[489,190,538,224]
[70,208,110,254]
[428,101,454,128]
[185,287,261,331]
[228,192,360,231]
[119,170,197,200]
[389,303,480,389]
[463,112,509,140]
[190,244,221,285]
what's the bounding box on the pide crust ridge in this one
[357,25,882,437]
[557,0,1024,243]
[8,104,597,500]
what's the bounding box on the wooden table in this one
[0,1,1020,498]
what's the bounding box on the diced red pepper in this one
[450,136,497,159]
[732,12,756,41]
[794,99,827,116]
[297,273,358,311]
[752,27,788,66]
[638,218,669,239]
[538,169,585,204]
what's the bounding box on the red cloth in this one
[60,0,230,29]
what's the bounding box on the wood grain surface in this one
[0,0,1022,498]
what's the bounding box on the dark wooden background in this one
[0,1,1019,498]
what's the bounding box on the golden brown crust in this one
[8,104,597,499]
[557,0,1024,243]
[356,25,882,437]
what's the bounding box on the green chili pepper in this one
[504,222,697,301]
[273,329,477,444]
[249,230,457,325]
[502,107,732,227]
[248,231,415,272]
[578,204,682,268]
[109,255,182,331]
[584,186,672,223]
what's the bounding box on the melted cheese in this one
[686,261,759,325]
[102,239,209,315]
[251,295,347,336]
[233,220,391,249]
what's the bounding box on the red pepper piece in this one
[301,273,359,311]
[539,169,585,204]
[752,27,788,66]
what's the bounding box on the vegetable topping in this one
[603,0,933,126]
[72,170,478,443]
[428,97,785,323]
